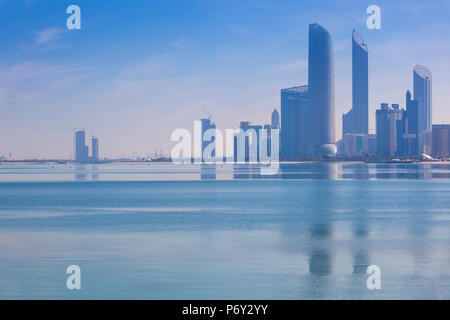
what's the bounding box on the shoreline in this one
[1,160,448,165]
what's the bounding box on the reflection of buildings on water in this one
[309,249,333,275]
[74,164,87,181]
[232,164,280,180]
[200,164,216,180]
[352,250,370,274]
[372,163,450,180]
[310,222,332,239]
[91,164,99,180]
[341,163,370,180]
[353,222,369,239]
[74,164,100,181]
[230,162,450,181]
[231,163,339,180]
[279,163,338,180]
[306,179,336,280]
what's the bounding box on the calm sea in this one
[0,162,449,299]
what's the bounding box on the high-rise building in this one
[406,90,419,135]
[75,130,89,161]
[389,104,403,157]
[234,121,262,162]
[413,65,432,153]
[376,103,405,158]
[270,108,280,158]
[247,124,263,162]
[200,118,216,161]
[432,125,450,158]
[342,109,353,136]
[92,136,99,161]
[396,90,419,157]
[352,31,369,135]
[394,107,407,157]
[280,85,309,159]
[271,108,280,129]
[343,31,369,136]
[340,133,368,157]
[308,23,336,156]
[376,104,390,158]
[367,134,377,156]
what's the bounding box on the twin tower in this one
[281,23,336,159]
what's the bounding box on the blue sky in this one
[1,0,450,159]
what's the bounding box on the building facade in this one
[308,23,336,156]
[432,125,450,158]
[343,31,369,136]
[280,85,309,159]
[376,103,405,158]
[413,65,432,154]
[92,137,99,161]
[75,130,89,161]
[200,118,216,162]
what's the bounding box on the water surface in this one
[0,163,449,299]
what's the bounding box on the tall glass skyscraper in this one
[376,104,390,158]
[271,109,280,129]
[74,130,89,161]
[413,65,432,154]
[201,118,216,161]
[308,23,335,156]
[92,136,99,161]
[280,85,308,159]
[413,65,432,133]
[352,31,368,134]
[342,31,368,136]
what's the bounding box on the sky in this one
[1,0,450,159]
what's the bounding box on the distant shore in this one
[1,160,448,165]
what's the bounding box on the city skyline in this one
[1,1,450,159]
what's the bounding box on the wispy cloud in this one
[0,61,90,104]
[34,27,65,45]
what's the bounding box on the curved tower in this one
[307,23,335,156]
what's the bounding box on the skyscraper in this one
[92,136,99,161]
[376,103,405,158]
[343,31,369,135]
[389,104,403,158]
[75,130,89,161]
[234,121,263,162]
[432,125,450,158]
[271,108,280,129]
[342,109,353,136]
[413,65,432,153]
[308,23,336,156]
[399,90,420,156]
[376,104,390,158]
[268,108,280,158]
[280,85,308,158]
[405,90,419,136]
[340,31,369,157]
[200,118,216,161]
